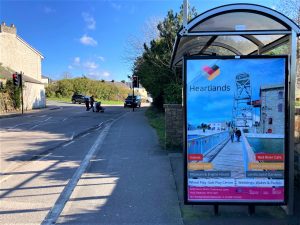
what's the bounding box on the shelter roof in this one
[171,4,300,68]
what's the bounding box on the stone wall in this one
[164,104,183,149]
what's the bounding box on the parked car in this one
[124,95,141,108]
[71,94,86,104]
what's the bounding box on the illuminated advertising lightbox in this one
[184,56,288,204]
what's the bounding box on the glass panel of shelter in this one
[190,12,289,32]
[214,36,257,55]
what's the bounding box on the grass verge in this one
[145,106,165,148]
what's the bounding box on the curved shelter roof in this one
[171,4,300,68]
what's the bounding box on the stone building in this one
[259,84,285,134]
[0,22,46,110]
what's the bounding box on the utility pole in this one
[132,85,135,112]
[183,0,189,32]
[20,72,24,114]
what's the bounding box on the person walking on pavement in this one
[235,128,241,142]
[85,97,90,111]
[229,126,234,142]
[90,95,95,112]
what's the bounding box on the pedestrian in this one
[90,95,95,112]
[235,128,241,142]
[85,97,90,111]
[229,127,234,142]
[95,101,104,112]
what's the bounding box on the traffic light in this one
[12,73,19,87]
[132,76,139,88]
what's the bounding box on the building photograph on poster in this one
[185,56,287,203]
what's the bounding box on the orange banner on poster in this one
[188,162,213,170]
[248,162,284,170]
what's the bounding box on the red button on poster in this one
[188,154,203,161]
[256,153,284,161]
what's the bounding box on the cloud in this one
[80,34,98,46]
[68,65,73,69]
[82,12,96,30]
[84,61,98,70]
[87,71,111,80]
[102,71,110,77]
[111,2,121,10]
[44,6,56,14]
[74,57,81,65]
[97,56,105,62]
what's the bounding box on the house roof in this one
[260,84,284,90]
[0,65,43,84]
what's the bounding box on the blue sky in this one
[187,58,286,125]
[0,0,279,81]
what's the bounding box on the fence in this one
[188,131,229,155]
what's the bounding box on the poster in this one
[185,56,287,203]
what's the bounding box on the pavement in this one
[0,101,62,119]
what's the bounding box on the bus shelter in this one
[172,3,300,214]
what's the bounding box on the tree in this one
[123,17,161,64]
[276,0,300,25]
[132,5,197,109]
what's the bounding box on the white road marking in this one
[41,113,128,225]
[29,124,40,130]
[29,117,52,130]
[70,132,75,140]
[44,117,52,122]
[42,124,111,225]
[63,141,75,148]
[81,133,90,138]
[7,122,31,129]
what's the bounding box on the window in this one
[268,118,273,125]
[278,91,283,99]
[278,103,283,112]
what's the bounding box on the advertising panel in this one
[184,56,288,204]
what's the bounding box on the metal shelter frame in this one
[173,2,300,215]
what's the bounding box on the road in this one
[0,101,183,225]
[0,101,124,174]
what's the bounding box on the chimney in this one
[0,21,17,34]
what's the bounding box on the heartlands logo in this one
[189,63,229,92]
[202,64,220,80]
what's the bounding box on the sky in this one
[186,57,286,125]
[0,0,279,82]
